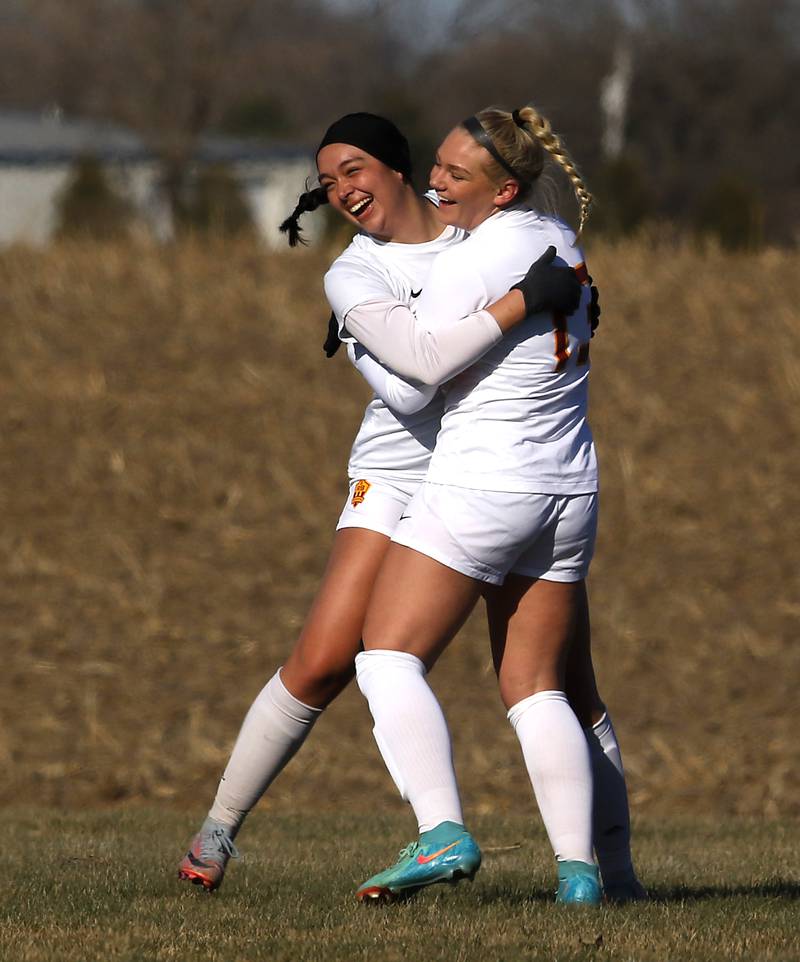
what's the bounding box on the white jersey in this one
[421,207,597,494]
[340,206,598,495]
[324,225,466,482]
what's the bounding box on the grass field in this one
[1,237,798,959]
[3,810,798,962]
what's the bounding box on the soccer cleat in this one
[555,860,602,906]
[177,818,239,892]
[356,820,481,902]
[603,876,649,904]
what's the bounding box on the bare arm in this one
[487,289,527,333]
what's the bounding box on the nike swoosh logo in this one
[187,852,212,869]
[416,840,461,864]
[410,289,422,298]
[398,514,411,521]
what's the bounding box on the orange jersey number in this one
[552,261,592,372]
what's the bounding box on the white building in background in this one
[0,109,320,248]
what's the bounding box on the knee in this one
[282,646,356,708]
[498,669,564,712]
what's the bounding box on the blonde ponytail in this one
[471,105,593,238]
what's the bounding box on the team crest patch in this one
[351,479,371,507]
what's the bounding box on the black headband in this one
[316,112,412,180]
[461,115,523,182]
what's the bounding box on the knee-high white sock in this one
[208,670,321,833]
[356,649,463,833]
[586,712,635,883]
[508,690,594,864]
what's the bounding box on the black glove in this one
[588,279,600,337]
[323,311,342,358]
[510,245,582,317]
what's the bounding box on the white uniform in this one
[324,225,465,537]
[338,206,599,583]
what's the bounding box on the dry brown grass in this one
[1,235,798,818]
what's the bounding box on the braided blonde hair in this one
[472,105,593,238]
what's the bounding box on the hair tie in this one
[512,108,525,128]
[461,115,523,181]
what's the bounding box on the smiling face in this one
[317,143,408,242]
[428,127,519,231]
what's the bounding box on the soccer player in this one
[343,106,643,905]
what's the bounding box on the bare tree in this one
[2,0,401,223]
[1,0,797,243]
[627,0,800,241]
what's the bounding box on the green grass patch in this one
[2,810,798,961]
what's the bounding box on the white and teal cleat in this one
[356,821,481,902]
[555,860,602,906]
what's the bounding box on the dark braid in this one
[278,185,329,247]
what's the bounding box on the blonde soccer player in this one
[338,106,643,905]
[176,113,580,892]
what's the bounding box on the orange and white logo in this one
[351,479,371,507]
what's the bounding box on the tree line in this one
[1,0,796,246]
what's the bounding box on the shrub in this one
[56,154,133,240]
[182,163,254,236]
[694,173,764,251]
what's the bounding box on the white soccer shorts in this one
[390,481,598,585]
[336,476,419,538]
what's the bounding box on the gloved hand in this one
[323,311,342,358]
[510,245,582,317]
[588,280,600,336]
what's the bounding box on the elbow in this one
[411,365,450,388]
[386,394,432,415]
[384,381,438,414]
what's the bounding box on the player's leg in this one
[484,493,601,905]
[486,573,600,905]
[355,483,577,901]
[178,478,406,891]
[208,526,393,822]
[563,582,604,728]
[566,584,646,901]
[355,537,484,900]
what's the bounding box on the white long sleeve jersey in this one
[324,224,469,483]
[338,206,599,495]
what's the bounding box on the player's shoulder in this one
[324,233,400,320]
[327,231,375,269]
[487,207,586,268]
[325,233,384,286]
[523,211,584,266]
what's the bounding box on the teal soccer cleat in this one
[356,821,481,902]
[555,860,602,906]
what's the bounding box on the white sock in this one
[508,690,595,865]
[208,670,321,833]
[355,649,463,833]
[586,712,635,883]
